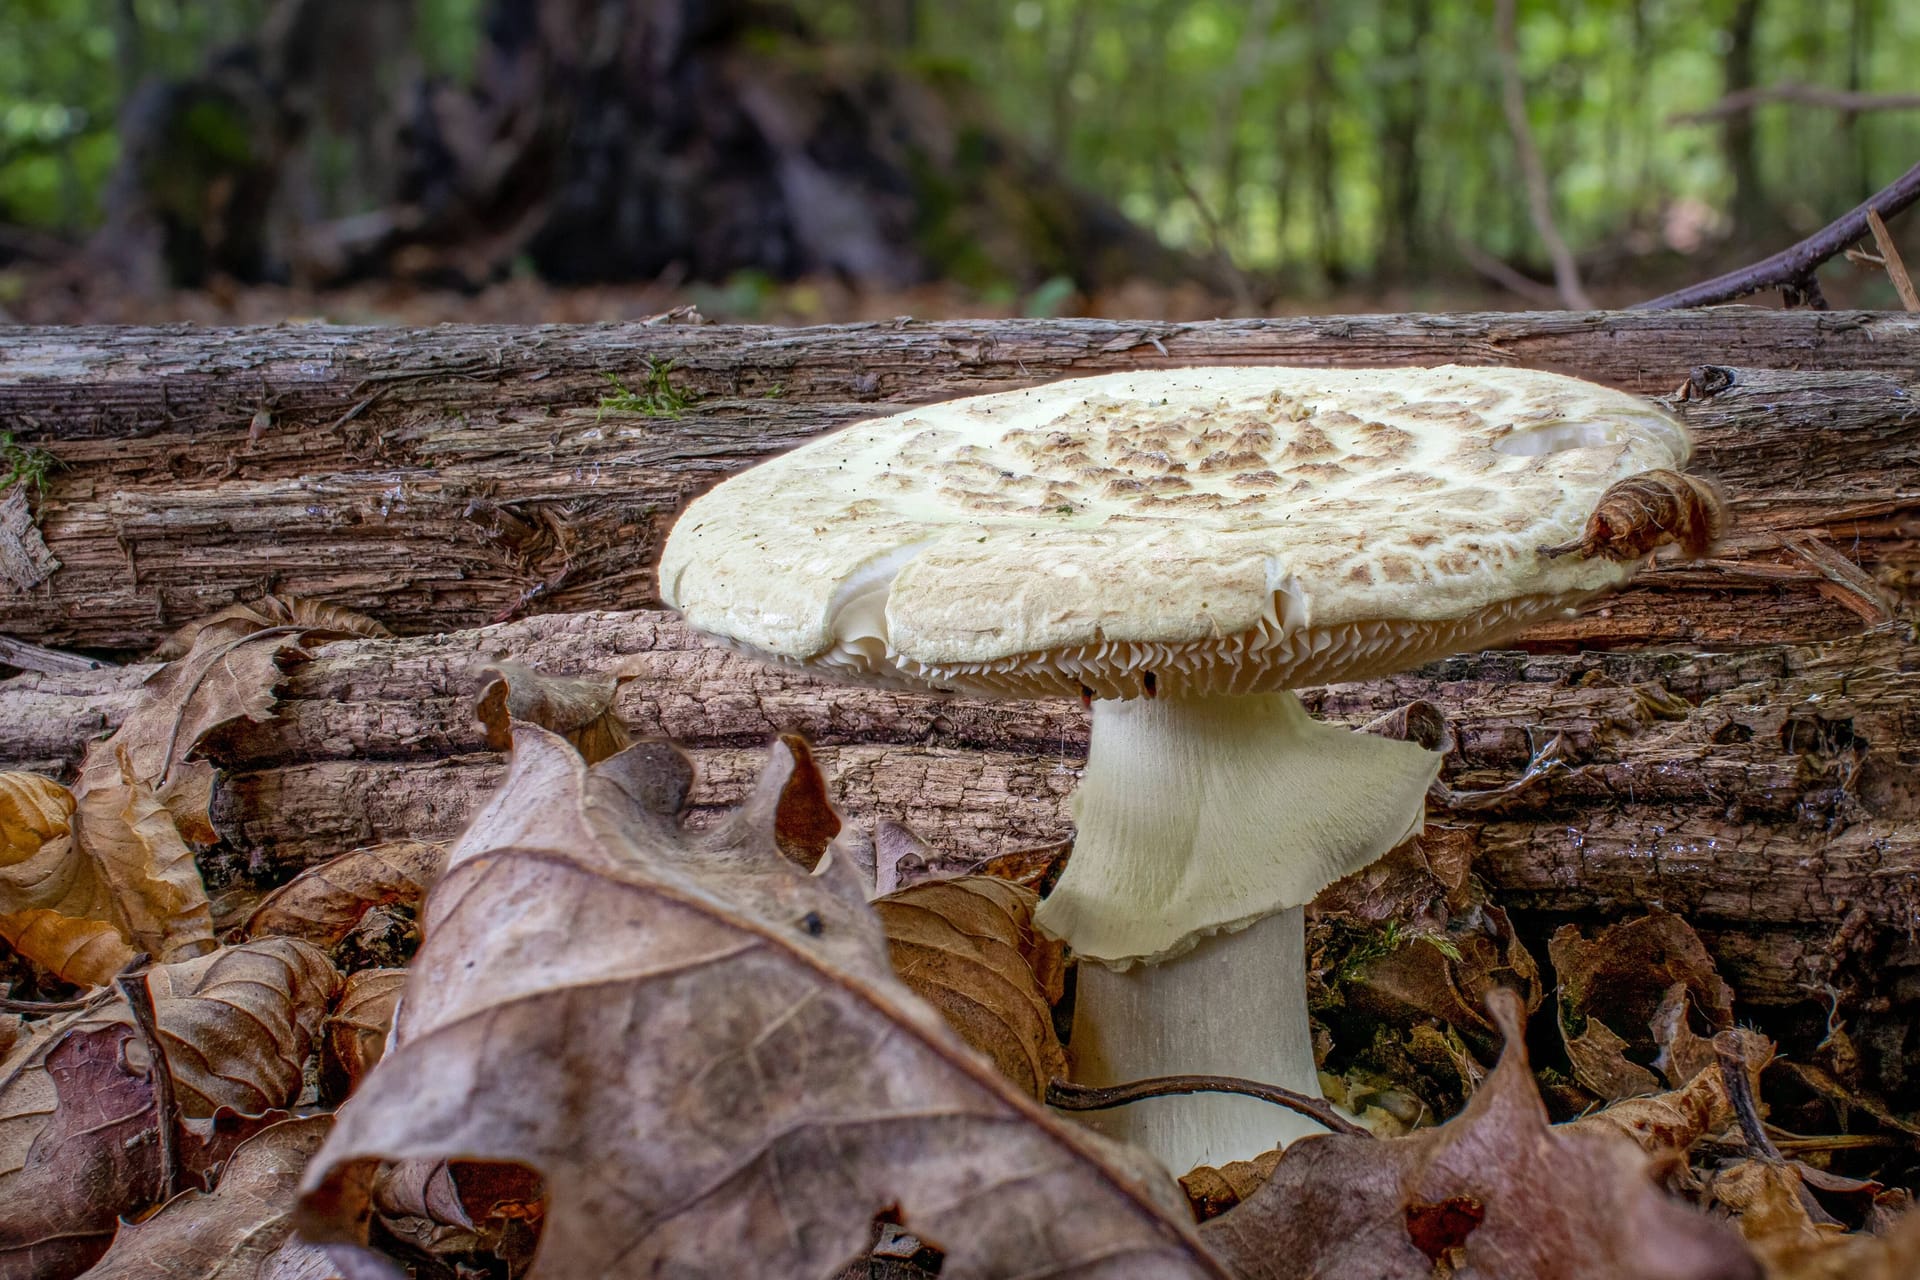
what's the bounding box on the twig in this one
[1714,1032,1845,1227]
[1493,0,1593,309]
[1865,208,1920,311]
[0,992,109,1013]
[1046,1074,1372,1139]
[1779,533,1897,624]
[1164,153,1258,314]
[1635,160,1920,309]
[1453,236,1565,308]
[114,956,182,1199]
[1671,82,1920,126]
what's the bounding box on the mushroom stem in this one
[1068,908,1329,1171]
[1035,690,1441,1172]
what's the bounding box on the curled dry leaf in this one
[1550,910,1735,1100]
[874,876,1068,1100]
[475,660,632,765]
[67,613,313,970]
[53,937,341,1117]
[0,771,134,985]
[319,968,405,1103]
[1199,989,1760,1280]
[1564,1027,1773,1155]
[152,595,391,661]
[370,1158,546,1269]
[1181,1150,1282,1222]
[81,1114,335,1280]
[1537,469,1727,561]
[245,842,448,947]
[297,725,1222,1279]
[0,1013,292,1278]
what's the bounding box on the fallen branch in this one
[1635,160,1920,309]
[1671,82,1920,125]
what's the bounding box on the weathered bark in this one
[6,609,1912,1006]
[1,311,1916,652]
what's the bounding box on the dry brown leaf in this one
[1564,1027,1773,1155]
[0,1012,290,1278]
[0,771,136,986]
[320,968,405,1103]
[1199,989,1759,1280]
[245,842,448,947]
[1551,910,1735,1100]
[476,660,632,764]
[81,1115,335,1279]
[370,1158,546,1268]
[874,876,1068,1100]
[153,595,391,661]
[1181,1150,1283,1222]
[296,725,1224,1279]
[66,632,290,968]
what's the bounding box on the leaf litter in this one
[0,598,1914,1277]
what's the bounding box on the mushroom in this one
[659,365,1696,1174]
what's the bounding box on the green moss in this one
[0,431,57,494]
[598,360,697,420]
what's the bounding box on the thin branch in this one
[1671,82,1920,126]
[0,992,108,1013]
[1635,160,1920,310]
[1866,207,1920,311]
[115,957,182,1199]
[1453,235,1565,308]
[1046,1074,1372,1139]
[1492,0,1593,309]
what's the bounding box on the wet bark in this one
[1,310,1915,653]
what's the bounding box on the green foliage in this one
[598,361,696,420]
[0,430,57,495]
[5,0,1920,288]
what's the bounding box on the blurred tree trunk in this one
[1720,0,1776,246]
[1373,0,1431,281]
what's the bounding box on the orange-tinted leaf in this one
[875,875,1067,1099]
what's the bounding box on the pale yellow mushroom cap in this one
[660,365,1690,698]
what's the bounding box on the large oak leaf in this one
[1198,989,1759,1280]
[296,726,1222,1279]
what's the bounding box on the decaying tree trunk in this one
[2,608,1913,1012]
[0,311,1914,652]
[1,309,1914,1032]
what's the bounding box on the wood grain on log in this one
[2,313,1915,650]
[9,608,1907,1005]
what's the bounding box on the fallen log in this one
[2,312,1915,651]
[6,609,1911,1006]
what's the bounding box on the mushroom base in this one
[1066,908,1326,1174]
[1033,690,1441,966]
